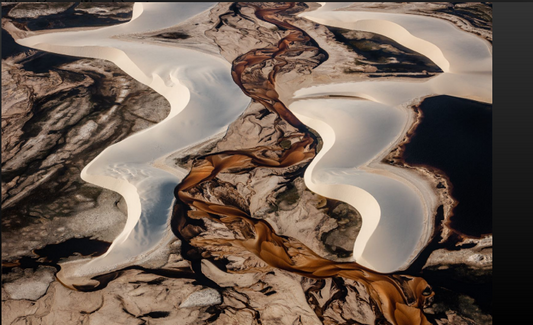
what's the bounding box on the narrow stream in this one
[171,3,433,325]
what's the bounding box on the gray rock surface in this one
[3,266,56,300]
[179,288,222,308]
[424,235,492,270]
[1,49,170,260]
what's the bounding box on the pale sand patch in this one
[10,2,492,278]
[292,98,435,273]
[13,3,251,284]
[288,4,491,272]
[300,6,492,75]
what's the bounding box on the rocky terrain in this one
[2,2,133,31]
[1,3,170,265]
[2,2,492,325]
[1,49,171,259]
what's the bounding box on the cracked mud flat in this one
[2,2,491,325]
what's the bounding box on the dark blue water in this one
[1,237,111,274]
[403,95,492,237]
[2,28,31,59]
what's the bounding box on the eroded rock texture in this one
[1,50,171,260]
[325,27,443,76]
[169,3,433,325]
[2,2,492,325]
[3,2,133,31]
[1,3,171,262]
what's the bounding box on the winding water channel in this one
[171,3,433,324]
[9,3,493,324]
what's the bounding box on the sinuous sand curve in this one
[14,3,251,283]
[291,3,492,272]
[12,2,492,280]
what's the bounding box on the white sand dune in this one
[15,3,251,279]
[293,99,435,273]
[13,2,492,279]
[301,3,493,74]
[291,4,492,272]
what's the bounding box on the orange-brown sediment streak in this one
[172,3,433,325]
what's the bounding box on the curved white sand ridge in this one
[293,100,434,272]
[291,5,492,272]
[302,3,493,74]
[13,2,492,280]
[15,3,251,281]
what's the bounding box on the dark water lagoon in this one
[403,95,492,237]
[1,237,111,274]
